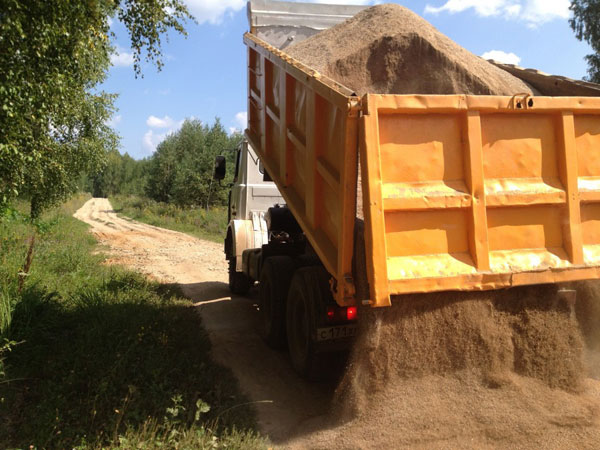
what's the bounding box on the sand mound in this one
[340,286,585,417]
[286,286,600,449]
[286,4,533,96]
[290,373,600,450]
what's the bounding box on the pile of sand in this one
[287,285,600,449]
[340,286,584,415]
[291,371,600,449]
[286,3,533,96]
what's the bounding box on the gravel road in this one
[74,197,333,446]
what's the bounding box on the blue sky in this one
[102,0,593,159]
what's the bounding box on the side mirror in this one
[213,155,226,180]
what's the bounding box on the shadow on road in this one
[179,281,232,303]
[183,281,350,445]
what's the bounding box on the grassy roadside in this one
[110,195,227,243]
[0,195,265,449]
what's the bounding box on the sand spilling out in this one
[286,3,533,96]
[292,370,600,449]
[287,286,600,449]
[573,281,600,379]
[340,286,584,416]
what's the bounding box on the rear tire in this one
[228,259,251,295]
[259,256,295,348]
[286,266,330,379]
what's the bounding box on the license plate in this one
[316,325,358,342]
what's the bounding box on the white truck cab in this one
[217,137,357,377]
[222,140,284,292]
[229,140,282,223]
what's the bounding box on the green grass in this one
[0,195,266,449]
[110,195,227,243]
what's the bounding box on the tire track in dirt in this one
[74,198,333,445]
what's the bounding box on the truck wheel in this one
[228,259,251,295]
[259,256,295,348]
[286,266,329,379]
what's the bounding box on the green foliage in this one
[111,194,228,243]
[146,119,242,208]
[0,197,266,448]
[88,150,150,197]
[86,117,241,212]
[0,0,192,217]
[570,0,600,82]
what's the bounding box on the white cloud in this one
[105,114,122,128]
[146,115,175,128]
[110,46,134,67]
[142,116,187,153]
[142,130,168,154]
[229,111,247,135]
[425,0,515,17]
[481,50,521,65]
[424,0,569,26]
[183,0,246,24]
[235,111,247,129]
[520,0,570,24]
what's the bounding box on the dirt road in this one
[74,198,333,445]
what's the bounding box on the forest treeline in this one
[85,118,242,208]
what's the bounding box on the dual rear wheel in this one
[259,256,295,348]
[259,258,331,378]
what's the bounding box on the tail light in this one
[346,306,357,321]
[326,305,358,323]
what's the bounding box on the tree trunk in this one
[30,195,42,220]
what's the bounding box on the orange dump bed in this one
[245,33,600,307]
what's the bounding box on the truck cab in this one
[229,140,282,223]
[223,140,284,292]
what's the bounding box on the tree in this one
[570,0,600,82]
[145,119,241,208]
[84,150,149,197]
[0,0,193,217]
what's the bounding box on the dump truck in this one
[218,0,600,377]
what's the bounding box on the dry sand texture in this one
[287,3,534,97]
[297,287,600,450]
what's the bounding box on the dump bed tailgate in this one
[245,30,600,308]
[361,94,600,306]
